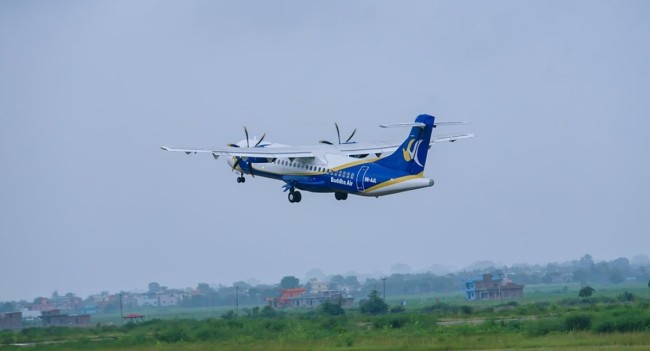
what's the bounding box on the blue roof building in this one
[465,273,524,301]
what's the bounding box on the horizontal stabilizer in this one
[433,121,470,127]
[380,121,469,129]
[380,122,426,128]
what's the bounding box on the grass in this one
[2,283,649,350]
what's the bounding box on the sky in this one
[1,0,649,301]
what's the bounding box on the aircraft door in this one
[356,166,369,192]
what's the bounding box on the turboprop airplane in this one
[161,114,473,203]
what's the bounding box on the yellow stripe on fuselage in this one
[362,172,424,193]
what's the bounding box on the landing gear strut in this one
[236,176,246,183]
[288,190,302,203]
[334,192,348,201]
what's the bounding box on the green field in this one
[2,283,649,350]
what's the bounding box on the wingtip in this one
[160,146,169,151]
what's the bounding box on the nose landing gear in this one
[334,192,348,201]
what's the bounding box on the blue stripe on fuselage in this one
[242,161,409,194]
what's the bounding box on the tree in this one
[196,283,213,293]
[579,254,594,268]
[330,274,346,289]
[609,271,624,284]
[359,290,388,315]
[344,275,360,289]
[280,276,299,289]
[578,285,596,298]
[148,282,161,293]
[0,302,16,313]
[221,310,236,320]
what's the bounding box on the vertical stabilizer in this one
[376,114,435,175]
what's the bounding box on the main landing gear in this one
[288,190,302,203]
[334,192,348,201]
[236,176,246,183]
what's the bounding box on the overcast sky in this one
[1,0,649,301]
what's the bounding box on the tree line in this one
[1,254,648,312]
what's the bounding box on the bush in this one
[155,327,190,343]
[373,315,408,329]
[565,313,592,331]
[593,313,650,333]
[260,305,277,318]
[221,310,236,320]
[617,291,635,302]
[578,286,595,298]
[524,318,565,336]
[360,290,388,315]
[460,305,474,315]
[422,302,473,316]
[320,316,348,331]
[320,301,345,316]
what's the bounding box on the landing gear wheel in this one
[236,176,246,183]
[334,192,348,201]
[288,191,302,203]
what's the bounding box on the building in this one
[20,309,41,322]
[28,298,56,312]
[134,292,186,307]
[268,286,354,309]
[135,294,159,307]
[284,290,354,308]
[0,312,22,330]
[41,310,91,327]
[158,292,184,307]
[269,288,306,308]
[308,279,330,293]
[465,273,524,301]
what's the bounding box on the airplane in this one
[161,114,473,203]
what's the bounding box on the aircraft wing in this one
[161,133,473,158]
[333,133,475,156]
[160,146,315,158]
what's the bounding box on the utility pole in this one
[119,293,124,322]
[382,277,387,301]
[235,286,239,316]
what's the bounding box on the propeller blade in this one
[254,133,266,147]
[335,123,342,144]
[345,128,357,143]
[227,143,240,148]
[319,140,334,145]
[231,158,240,171]
[244,127,250,147]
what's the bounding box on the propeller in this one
[319,123,357,145]
[228,127,266,148]
[228,126,267,176]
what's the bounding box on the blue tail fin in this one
[376,114,435,175]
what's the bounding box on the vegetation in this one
[579,285,596,297]
[359,290,388,315]
[3,286,650,350]
[280,276,300,290]
[2,255,650,349]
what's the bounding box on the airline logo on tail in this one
[402,139,424,167]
